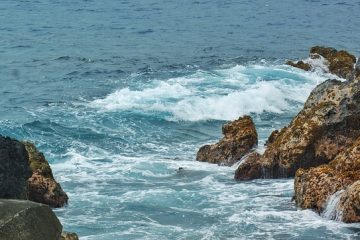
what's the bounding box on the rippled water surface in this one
[1,0,360,239]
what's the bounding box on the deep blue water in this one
[1,0,360,239]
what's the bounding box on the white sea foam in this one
[88,64,334,121]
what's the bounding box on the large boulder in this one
[235,75,360,180]
[0,136,68,208]
[287,46,357,79]
[196,116,258,166]
[0,199,62,240]
[0,137,32,199]
[24,142,68,208]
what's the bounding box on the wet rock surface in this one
[196,115,258,166]
[236,76,360,180]
[287,46,357,79]
[294,137,360,222]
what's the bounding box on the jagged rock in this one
[338,181,360,223]
[0,199,62,240]
[0,137,32,199]
[294,137,360,222]
[235,76,360,180]
[286,60,311,71]
[196,116,258,166]
[61,232,79,240]
[24,142,68,208]
[265,130,280,146]
[310,46,356,79]
[0,136,68,208]
[234,152,262,180]
[287,46,357,79]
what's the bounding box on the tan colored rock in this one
[24,142,68,208]
[310,46,356,79]
[60,232,79,240]
[236,77,360,180]
[338,181,360,223]
[234,152,262,180]
[294,165,351,212]
[294,136,360,222]
[196,115,258,166]
[287,46,356,79]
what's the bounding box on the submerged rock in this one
[0,136,68,208]
[0,199,62,240]
[24,142,68,208]
[287,46,357,79]
[196,116,258,166]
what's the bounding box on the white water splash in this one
[88,64,334,121]
[322,190,344,221]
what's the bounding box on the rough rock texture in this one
[24,142,69,208]
[236,77,360,180]
[0,199,62,240]
[196,116,258,166]
[294,137,360,222]
[310,46,356,79]
[61,232,80,240]
[338,181,360,223]
[0,136,68,208]
[286,60,311,71]
[234,152,262,180]
[287,46,357,79]
[0,137,32,199]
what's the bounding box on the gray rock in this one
[0,136,32,199]
[0,199,62,240]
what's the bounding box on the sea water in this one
[1,0,360,239]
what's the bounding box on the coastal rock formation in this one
[0,137,32,199]
[24,142,68,208]
[196,116,258,166]
[0,199,62,240]
[287,46,357,79]
[236,76,360,180]
[235,49,360,181]
[0,136,68,208]
[294,137,360,222]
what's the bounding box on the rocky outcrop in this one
[235,76,360,180]
[0,137,32,199]
[24,142,68,208]
[0,199,62,240]
[287,46,357,79]
[196,116,258,166]
[294,136,360,222]
[61,232,80,240]
[0,136,68,208]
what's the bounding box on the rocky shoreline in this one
[197,46,360,223]
[0,136,78,239]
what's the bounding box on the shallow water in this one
[1,0,360,239]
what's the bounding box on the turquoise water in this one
[1,0,360,239]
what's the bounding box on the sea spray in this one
[322,190,344,221]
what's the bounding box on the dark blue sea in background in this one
[1,0,360,239]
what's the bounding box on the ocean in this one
[1,0,360,239]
